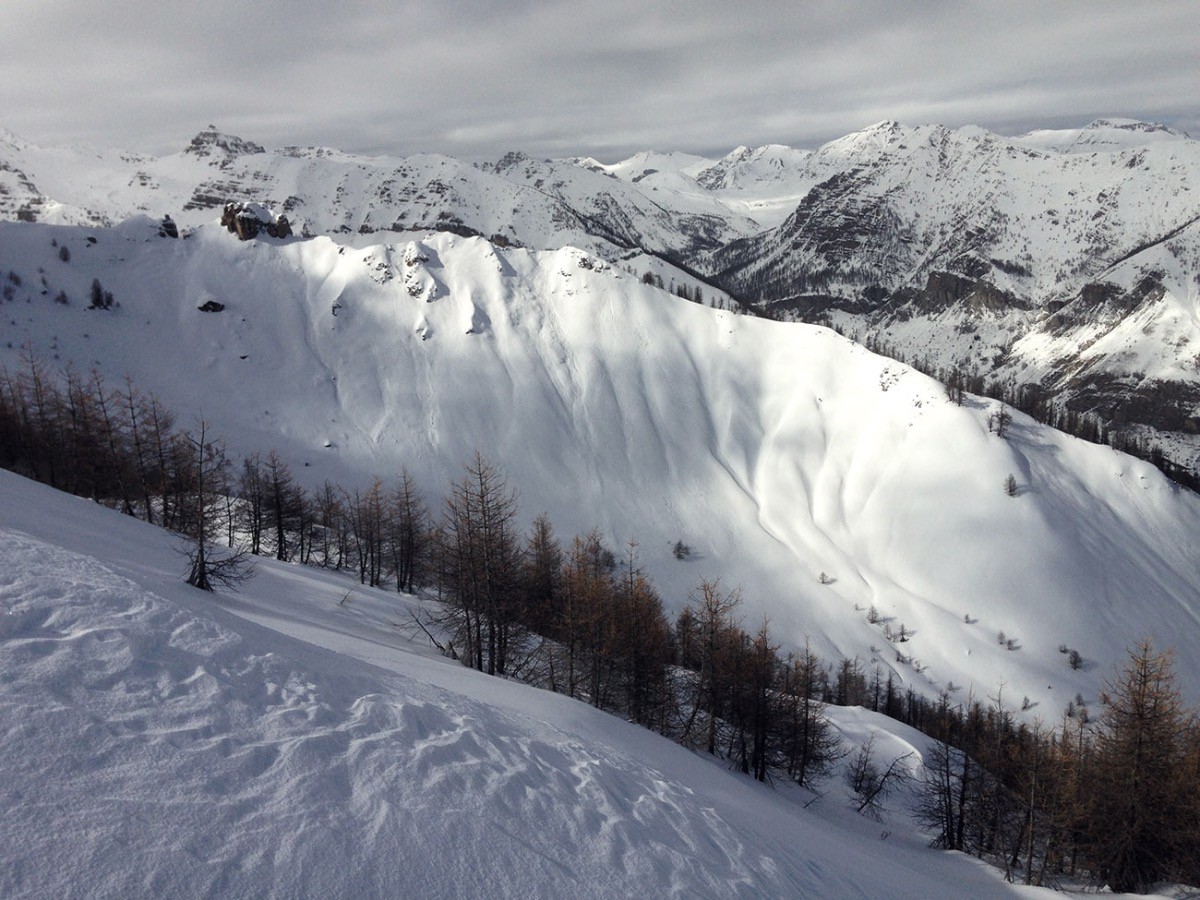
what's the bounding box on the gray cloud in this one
[1,0,1195,160]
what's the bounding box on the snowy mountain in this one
[4,120,1199,469]
[3,467,1074,899]
[3,218,1200,721]
[701,120,1200,468]
[0,126,756,264]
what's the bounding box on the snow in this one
[0,469,1063,898]
[1013,118,1191,154]
[3,221,1200,722]
[3,119,1200,896]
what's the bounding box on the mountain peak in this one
[184,126,265,158]
[1013,118,1190,154]
[1083,117,1186,137]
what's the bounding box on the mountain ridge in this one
[3,218,1199,716]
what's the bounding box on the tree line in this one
[1,351,1197,893]
[858,331,1200,494]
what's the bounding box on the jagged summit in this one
[184,126,266,158]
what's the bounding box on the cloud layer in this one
[2,1,1195,160]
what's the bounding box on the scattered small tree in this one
[88,278,114,310]
[989,405,1013,437]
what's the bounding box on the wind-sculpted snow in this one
[0,527,770,897]
[3,222,1200,717]
[0,474,1056,898]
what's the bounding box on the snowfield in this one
[1,469,1059,898]
[4,120,1200,896]
[3,221,1199,718]
[6,118,1200,468]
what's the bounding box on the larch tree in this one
[239,452,267,556]
[181,418,251,592]
[389,467,428,594]
[1084,640,1193,893]
[437,453,522,675]
[264,450,302,562]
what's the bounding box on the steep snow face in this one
[3,221,1200,716]
[1,470,1063,899]
[701,120,1200,466]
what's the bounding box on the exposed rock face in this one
[220,202,291,240]
[185,127,265,160]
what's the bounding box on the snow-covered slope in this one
[4,220,1199,717]
[573,144,816,230]
[8,119,1200,464]
[707,119,1200,308]
[703,119,1200,467]
[2,468,1067,899]
[1013,118,1192,155]
[0,126,759,263]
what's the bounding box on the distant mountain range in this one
[3,118,1196,469]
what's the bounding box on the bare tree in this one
[239,452,267,555]
[678,580,742,755]
[846,735,912,819]
[436,453,522,675]
[347,479,386,586]
[777,641,840,787]
[264,450,302,562]
[181,419,252,591]
[389,466,428,593]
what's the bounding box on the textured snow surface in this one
[0,471,1058,899]
[3,223,1200,718]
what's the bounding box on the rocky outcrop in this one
[220,202,291,240]
[185,127,265,160]
[895,271,1028,317]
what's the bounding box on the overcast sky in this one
[2,1,1195,161]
